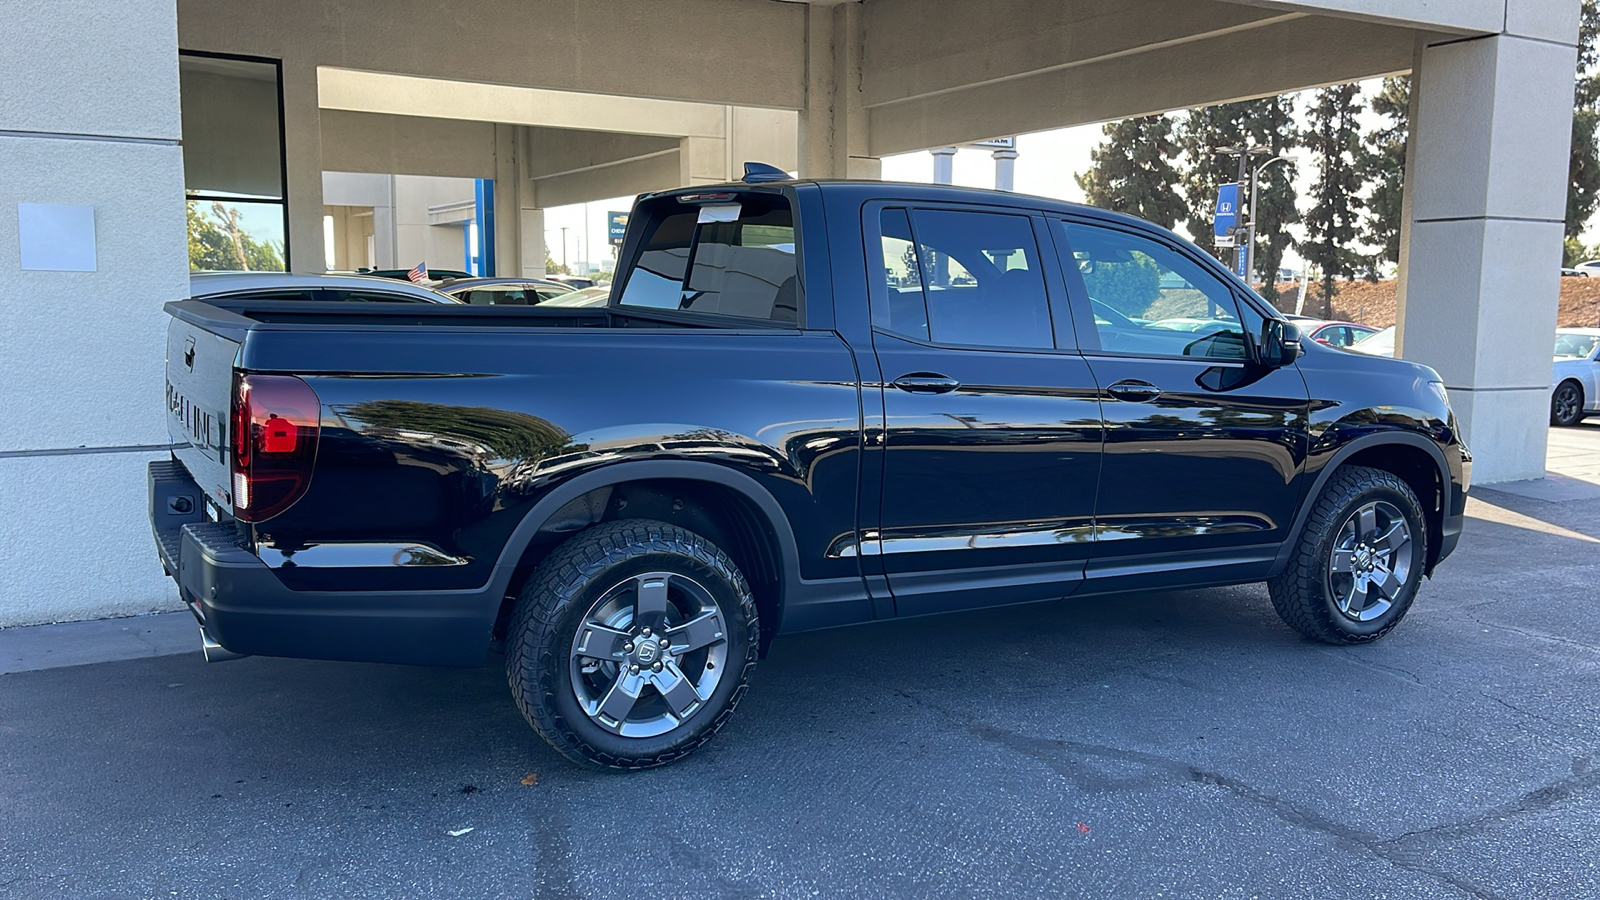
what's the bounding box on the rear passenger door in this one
[1050,218,1309,589]
[866,204,1104,616]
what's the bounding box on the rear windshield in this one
[615,193,799,324]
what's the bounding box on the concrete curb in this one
[0,611,197,675]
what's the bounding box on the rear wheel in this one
[1552,381,1585,427]
[1268,466,1428,644]
[505,519,759,769]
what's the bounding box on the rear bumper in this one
[150,461,498,667]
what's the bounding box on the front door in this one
[867,205,1104,616]
[1048,217,1309,591]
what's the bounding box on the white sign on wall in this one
[18,203,97,272]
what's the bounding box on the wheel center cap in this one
[1354,546,1375,571]
[633,639,662,665]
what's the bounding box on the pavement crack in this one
[899,687,1513,900]
[1322,648,1423,685]
[1462,610,1600,655]
[1384,756,1600,848]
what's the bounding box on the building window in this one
[179,51,289,272]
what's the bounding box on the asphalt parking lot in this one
[3,425,1599,900]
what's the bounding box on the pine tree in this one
[1076,115,1187,231]
[1176,97,1299,302]
[1569,0,1600,239]
[1300,84,1367,317]
[1359,77,1409,270]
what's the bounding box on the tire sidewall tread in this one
[504,519,759,770]
[1268,465,1428,645]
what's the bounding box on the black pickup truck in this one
[153,170,1469,768]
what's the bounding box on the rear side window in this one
[874,207,1053,349]
[616,194,799,323]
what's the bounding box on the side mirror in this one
[1258,319,1302,367]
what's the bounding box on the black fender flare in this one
[1268,430,1450,578]
[482,459,804,613]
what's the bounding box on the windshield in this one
[1554,333,1599,359]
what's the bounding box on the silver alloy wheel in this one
[1554,383,1582,424]
[1328,500,1413,623]
[568,571,730,738]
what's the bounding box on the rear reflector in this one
[230,373,320,522]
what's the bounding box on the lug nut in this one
[652,661,663,672]
[641,627,651,636]
[624,642,634,652]
[630,665,640,674]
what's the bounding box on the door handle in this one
[1106,379,1161,402]
[892,373,962,394]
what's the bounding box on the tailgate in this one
[165,312,240,512]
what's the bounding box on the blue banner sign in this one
[1213,183,1239,238]
[608,211,629,245]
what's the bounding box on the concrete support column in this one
[492,124,522,277]
[0,0,188,625]
[1397,5,1580,484]
[680,136,730,186]
[798,2,880,180]
[281,57,326,273]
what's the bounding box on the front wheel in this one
[1268,466,1428,644]
[505,519,760,769]
[1552,381,1585,427]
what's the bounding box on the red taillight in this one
[230,373,320,522]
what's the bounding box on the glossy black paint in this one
[153,180,1469,667]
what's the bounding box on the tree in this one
[1359,76,1410,269]
[1569,1,1600,239]
[1076,115,1187,231]
[1564,236,1600,267]
[1177,97,1299,302]
[185,200,284,272]
[545,245,570,276]
[1300,84,1367,316]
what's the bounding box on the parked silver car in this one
[1552,327,1600,426]
[190,272,459,303]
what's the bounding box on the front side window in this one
[1057,221,1248,360]
[874,207,1053,349]
[616,194,798,323]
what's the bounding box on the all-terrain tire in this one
[505,519,759,769]
[1268,465,1428,645]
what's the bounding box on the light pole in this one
[560,226,568,272]
[1247,154,1293,286]
[1215,146,1272,281]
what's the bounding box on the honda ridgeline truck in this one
[152,167,1469,768]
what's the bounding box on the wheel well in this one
[1557,378,1584,399]
[498,479,785,652]
[1339,443,1445,572]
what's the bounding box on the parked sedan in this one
[1285,316,1381,348]
[538,284,611,307]
[189,272,459,303]
[1552,327,1600,426]
[438,277,579,306]
[1349,326,1395,357]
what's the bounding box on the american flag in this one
[406,261,428,283]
